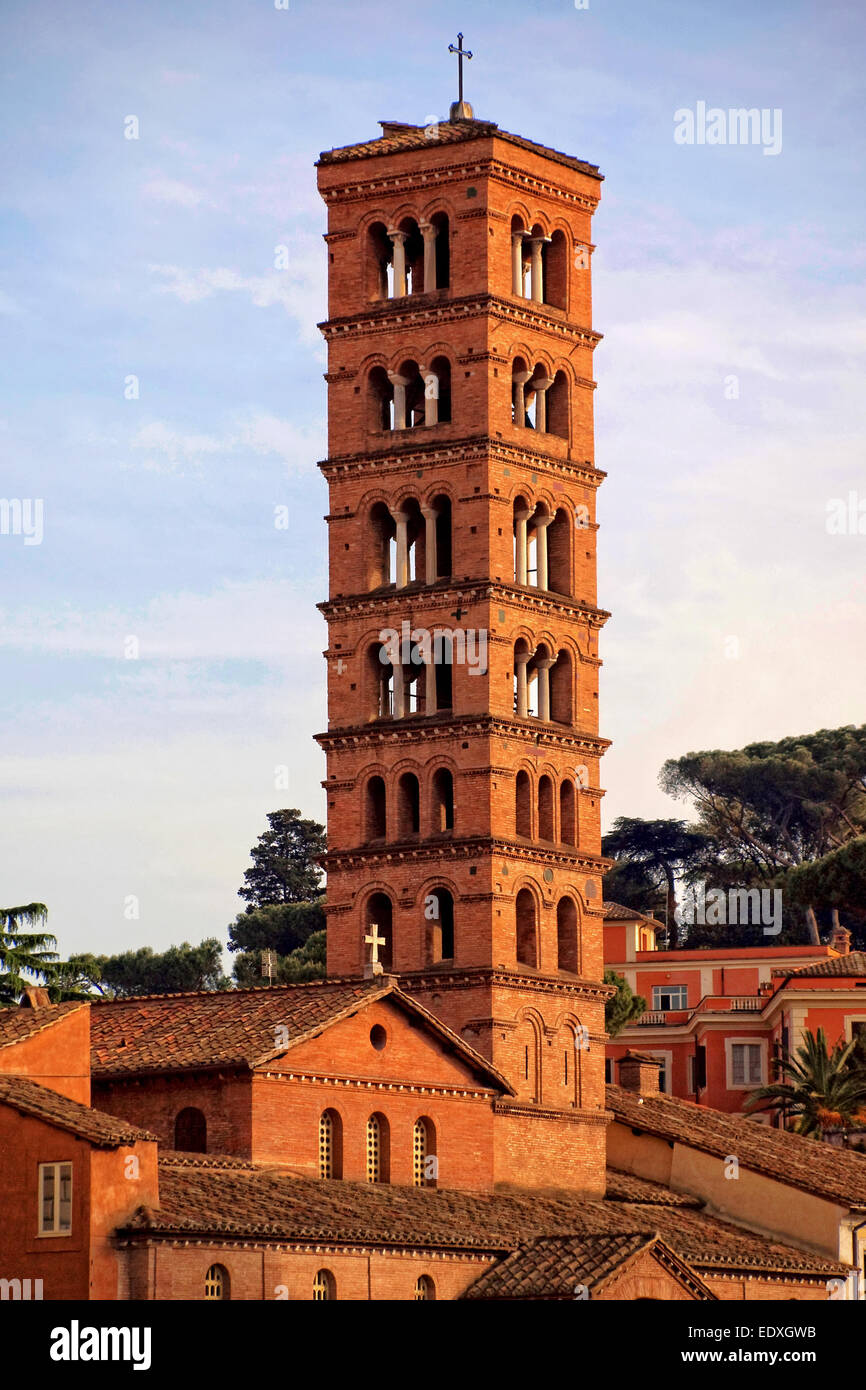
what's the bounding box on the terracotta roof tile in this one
[605,1169,700,1206]
[90,977,511,1092]
[0,1001,86,1052]
[317,119,601,181]
[0,1074,156,1148]
[463,1232,681,1299]
[603,901,655,922]
[122,1165,843,1279]
[607,1084,866,1207]
[779,951,866,979]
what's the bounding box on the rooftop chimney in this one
[831,924,852,956]
[616,1050,663,1097]
[20,986,52,1009]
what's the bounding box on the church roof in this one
[607,1084,866,1207]
[0,1000,86,1051]
[0,1074,156,1148]
[121,1160,844,1281]
[317,118,602,182]
[90,976,513,1092]
[462,1232,714,1300]
[775,950,866,979]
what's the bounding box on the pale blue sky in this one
[1,0,864,962]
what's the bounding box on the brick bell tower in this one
[315,73,612,1192]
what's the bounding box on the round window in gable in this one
[370,1024,387,1051]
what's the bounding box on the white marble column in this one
[528,236,548,303]
[511,231,527,296]
[535,656,554,721]
[393,661,405,719]
[514,505,535,584]
[420,222,438,292]
[419,364,439,426]
[534,513,553,590]
[387,229,408,297]
[515,649,531,717]
[532,376,554,434]
[421,504,439,583]
[387,371,410,430]
[512,369,532,428]
[390,507,409,587]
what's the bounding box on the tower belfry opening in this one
[315,81,611,1192]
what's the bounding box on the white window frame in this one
[652,984,688,1011]
[845,1016,866,1044]
[725,1037,766,1090]
[644,1050,673,1095]
[38,1162,73,1236]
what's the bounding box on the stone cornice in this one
[318,433,605,489]
[319,292,601,350]
[256,1068,497,1102]
[315,713,611,756]
[400,965,614,1003]
[320,832,611,876]
[318,579,610,631]
[493,1100,611,1125]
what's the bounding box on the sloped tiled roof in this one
[0,1074,156,1148]
[605,1168,700,1207]
[317,118,601,181]
[120,1163,843,1279]
[778,951,866,979]
[607,1084,866,1207]
[461,1232,706,1299]
[90,977,511,1092]
[603,901,654,922]
[0,1001,86,1051]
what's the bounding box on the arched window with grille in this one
[204,1264,230,1300]
[414,1275,436,1301]
[312,1268,336,1301]
[319,1109,343,1180]
[412,1116,437,1187]
[366,1112,390,1183]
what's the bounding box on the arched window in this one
[319,1109,343,1179]
[515,888,538,968]
[550,649,573,725]
[365,775,386,841]
[427,355,452,424]
[538,775,555,841]
[430,211,450,289]
[425,888,455,963]
[175,1107,207,1153]
[547,370,569,440]
[412,1117,437,1187]
[367,641,393,720]
[367,501,396,590]
[414,1274,436,1301]
[557,898,580,974]
[364,893,393,972]
[547,507,572,596]
[515,769,532,837]
[511,358,532,428]
[434,631,453,710]
[397,772,420,837]
[545,230,568,309]
[430,493,452,579]
[512,493,534,581]
[368,365,394,431]
[431,768,454,832]
[560,778,577,846]
[366,222,392,301]
[366,1113,390,1183]
[312,1268,336,1301]
[204,1264,230,1300]
[516,1014,540,1102]
[510,215,529,296]
[513,637,535,718]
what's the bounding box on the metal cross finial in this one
[448,32,473,106]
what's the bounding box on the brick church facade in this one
[2,98,865,1302]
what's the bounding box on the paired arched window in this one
[514,770,581,845]
[366,214,450,302]
[510,359,569,439]
[510,217,568,309]
[204,1264,230,1300]
[312,1268,336,1301]
[366,1113,390,1183]
[368,357,452,432]
[362,767,455,841]
[366,493,453,593]
[513,641,574,724]
[366,632,453,722]
[175,1107,207,1153]
[319,1109,343,1179]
